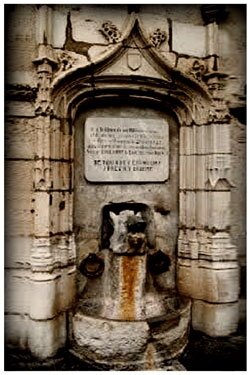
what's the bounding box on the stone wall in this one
[5,4,246,358]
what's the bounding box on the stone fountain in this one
[70,203,191,370]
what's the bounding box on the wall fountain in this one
[70,203,191,370]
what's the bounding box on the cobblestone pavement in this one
[5,327,246,371]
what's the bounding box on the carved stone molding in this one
[178,229,237,262]
[31,237,54,272]
[52,234,76,267]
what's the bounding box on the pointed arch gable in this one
[51,13,211,124]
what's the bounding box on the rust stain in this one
[144,343,156,370]
[119,256,140,320]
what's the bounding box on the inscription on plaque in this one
[84,117,169,182]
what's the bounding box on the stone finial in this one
[100,21,121,43]
[149,29,167,48]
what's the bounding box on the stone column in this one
[177,73,239,336]
[29,12,76,357]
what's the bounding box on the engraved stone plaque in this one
[84,117,169,182]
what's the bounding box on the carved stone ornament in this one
[127,50,142,71]
[34,61,54,116]
[34,160,51,190]
[100,21,121,43]
[208,104,231,123]
[189,59,207,82]
[149,28,167,48]
[207,154,231,188]
[56,51,77,74]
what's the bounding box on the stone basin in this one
[70,296,191,370]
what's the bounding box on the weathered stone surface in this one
[5,101,35,117]
[29,267,76,320]
[231,120,246,266]
[172,21,206,57]
[5,269,30,314]
[73,314,149,361]
[50,161,71,190]
[219,5,246,105]
[207,191,231,229]
[50,192,71,234]
[192,300,239,336]
[28,313,67,358]
[5,236,32,269]
[29,274,59,320]
[5,161,34,236]
[34,192,50,236]
[6,5,37,73]
[178,259,239,303]
[5,118,35,159]
[5,314,29,349]
[71,297,190,369]
[58,267,76,310]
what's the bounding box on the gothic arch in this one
[51,13,211,124]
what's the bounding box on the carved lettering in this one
[84,117,169,182]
